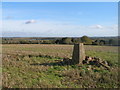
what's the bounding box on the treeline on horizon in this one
[2,36,119,46]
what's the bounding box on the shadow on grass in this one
[30,59,77,66]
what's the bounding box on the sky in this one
[2,0,119,2]
[1,2,118,37]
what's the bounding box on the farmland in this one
[2,44,119,88]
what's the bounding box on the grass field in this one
[2,44,119,88]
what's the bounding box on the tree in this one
[108,39,118,46]
[71,38,81,44]
[61,37,72,44]
[92,40,99,45]
[55,39,60,44]
[81,36,92,45]
[99,40,105,45]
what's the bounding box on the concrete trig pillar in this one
[72,43,85,64]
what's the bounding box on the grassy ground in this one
[2,44,118,58]
[2,44,119,88]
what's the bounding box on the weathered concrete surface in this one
[72,43,85,64]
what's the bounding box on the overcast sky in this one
[1,2,118,37]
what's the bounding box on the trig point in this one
[72,43,85,64]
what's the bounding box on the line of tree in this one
[2,36,119,46]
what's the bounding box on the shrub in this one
[81,36,92,45]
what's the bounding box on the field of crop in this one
[2,44,119,88]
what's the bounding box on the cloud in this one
[2,20,118,37]
[90,25,103,29]
[110,25,118,30]
[25,20,36,24]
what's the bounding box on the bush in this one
[81,36,92,45]
[61,37,72,44]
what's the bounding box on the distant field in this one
[2,44,119,88]
[2,44,118,57]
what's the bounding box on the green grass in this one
[2,44,119,88]
[86,51,118,66]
